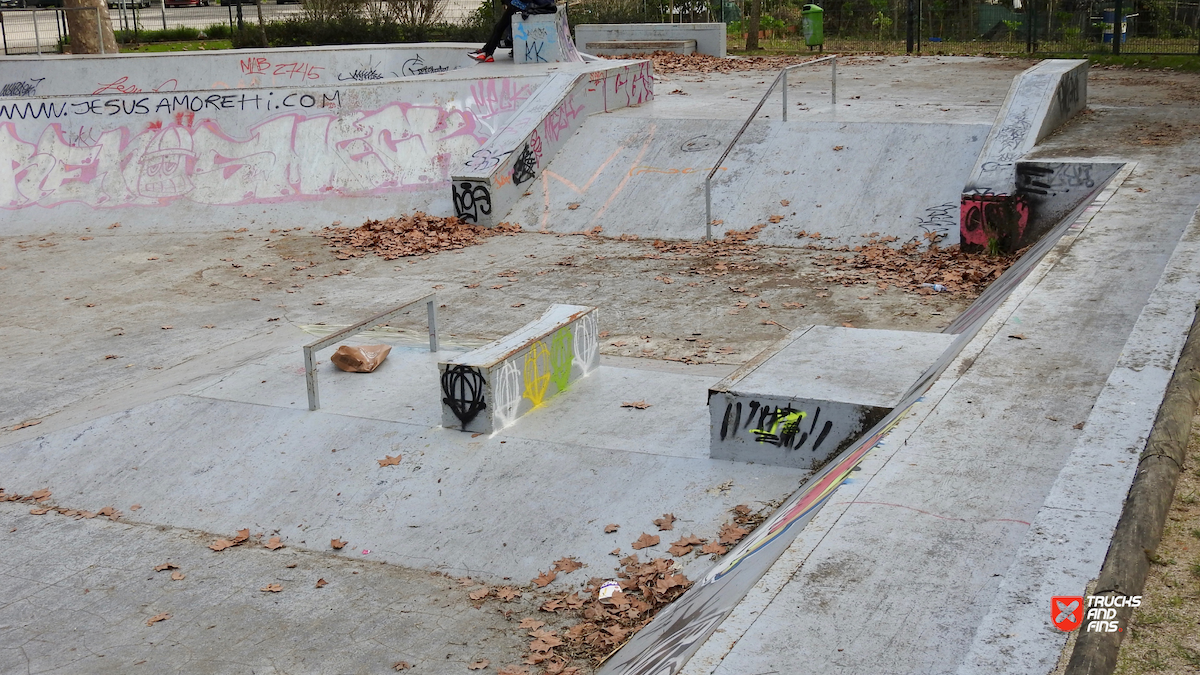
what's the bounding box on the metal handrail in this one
[704,55,837,240]
[304,293,439,410]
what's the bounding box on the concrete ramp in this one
[505,117,989,246]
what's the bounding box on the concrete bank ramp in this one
[505,117,989,246]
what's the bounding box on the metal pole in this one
[1113,0,1122,54]
[304,345,320,410]
[831,57,836,104]
[782,68,787,121]
[705,177,712,241]
[236,0,244,32]
[1,12,8,56]
[427,299,439,352]
[161,0,166,30]
[96,7,105,53]
[906,0,914,52]
[32,9,40,55]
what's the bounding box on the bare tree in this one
[63,0,117,54]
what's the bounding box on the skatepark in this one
[2,22,1200,675]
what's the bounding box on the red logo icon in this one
[1052,596,1084,631]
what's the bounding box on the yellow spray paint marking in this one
[523,341,551,407]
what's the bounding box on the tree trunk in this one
[254,0,268,46]
[745,0,762,49]
[63,0,117,54]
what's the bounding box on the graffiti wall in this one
[0,45,477,98]
[440,307,599,433]
[451,60,654,226]
[0,75,543,221]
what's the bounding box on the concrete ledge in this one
[513,7,582,64]
[961,59,1088,252]
[439,304,599,433]
[576,22,726,57]
[585,40,697,56]
[708,325,955,469]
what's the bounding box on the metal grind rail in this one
[703,55,837,240]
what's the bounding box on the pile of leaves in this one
[0,487,122,521]
[810,238,1024,297]
[319,212,521,260]
[603,51,828,74]
[650,224,766,259]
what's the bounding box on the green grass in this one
[120,40,233,52]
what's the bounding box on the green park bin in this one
[802,4,824,50]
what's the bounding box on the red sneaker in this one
[469,51,494,63]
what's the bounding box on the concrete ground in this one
[2,56,1199,674]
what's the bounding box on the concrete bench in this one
[709,325,955,469]
[584,40,696,56]
[513,6,581,64]
[439,304,599,433]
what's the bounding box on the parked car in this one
[24,0,64,7]
[277,0,302,5]
[109,0,151,8]
[164,0,209,6]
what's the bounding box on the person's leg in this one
[481,4,517,55]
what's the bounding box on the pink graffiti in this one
[239,57,324,81]
[470,79,535,121]
[0,102,487,210]
[959,193,1029,247]
[92,77,180,95]
[541,94,584,144]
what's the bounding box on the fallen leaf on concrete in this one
[316,578,328,588]
[669,534,707,556]
[604,523,619,533]
[781,199,790,206]
[130,504,141,511]
[782,302,804,309]
[171,571,185,581]
[154,563,179,572]
[29,489,51,501]
[653,513,676,531]
[757,301,770,309]
[610,548,621,555]
[519,618,546,630]
[529,628,563,652]
[377,454,402,467]
[469,660,490,670]
[497,586,521,602]
[718,523,750,544]
[264,536,285,550]
[321,213,521,260]
[97,506,115,517]
[10,420,41,431]
[632,533,660,549]
[393,662,413,671]
[146,613,170,626]
[621,400,651,409]
[833,145,844,151]
[29,508,49,515]
[497,666,529,675]
[1073,422,1085,430]
[1008,333,1027,340]
[567,203,580,210]
[457,577,477,586]
[768,215,783,224]
[842,322,854,328]
[209,539,234,552]
[533,569,558,587]
[553,557,584,573]
[700,541,728,556]
[161,325,173,330]
[260,584,282,592]
[469,587,491,601]
[232,529,249,544]
[331,538,347,550]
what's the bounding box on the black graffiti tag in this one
[441,365,487,425]
[452,181,492,224]
[511,144,537,186]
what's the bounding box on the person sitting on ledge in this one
[470,0,557,63]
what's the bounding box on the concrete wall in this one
[0,72,546,231]
[575,23,726,57]
[450,60,654,226]
[439,305,599,433]
[0,44,480,97]
[961,59,1088,252]
[513,7,581,64]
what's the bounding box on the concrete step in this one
[585,39,697,56]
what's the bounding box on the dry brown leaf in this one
[781,199,790,206]
[153,563,178,572]
[653,513,676,531]
[533,569,558,587]
[260,583,283,592]
[146,612,170,626]
[377,454,402,467]
[519,618,546,630]
[29,489,51,501]
[768,215,783,224]
[1008,334,1027,340]
[170,571,185,581]
[632,532,660,550]
[232,529,249,544]
[700,541,728,555]
[10,420,41,431]
[331,538,347,549]
[130,504,142,511]
[1073,421,1085,430]
[316,578,329,588]
[496,586,521,602]
[96,506,115,517]
[552,556,584,573]
[468,660,490,670]
[29,508,49,515]
[393,662,413,671]
[718,523,750,544]
[469,587,491,601]
[604,523,619,533]
[264,536,285,550]
[621,400,651,410]
[209,539,234,552]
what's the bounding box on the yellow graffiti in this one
[523,341,551,407]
